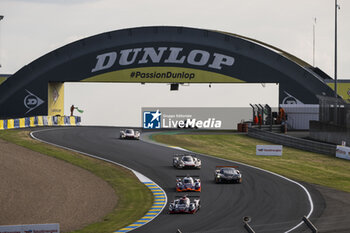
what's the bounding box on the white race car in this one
[119,129,140,140]
[168,195,200,214]
[173,154,201,169]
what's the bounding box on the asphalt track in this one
[32,127,314,233]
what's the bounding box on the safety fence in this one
[248,127,336,156]
[0,116,81,130]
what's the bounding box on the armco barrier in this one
[19,118,25,128]
[7,119,14,129]
[248,127,336,156]
[25,117,30,127]
[0,116,81,130]
[30,117,35,127]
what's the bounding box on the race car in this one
[173,154,201,169]
[119,129,140,139]
[168,195,200,214]
[176,175,201,192]
[214,166,242,184]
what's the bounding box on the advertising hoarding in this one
[0,223,59,233]
[336,145,350,160]
[256,145,283,156]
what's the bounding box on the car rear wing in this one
[175,195,200,199]
[174,153,198,156]
[176,175,200,178]
[215,165,239,169]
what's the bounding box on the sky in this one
[0,0,349,79]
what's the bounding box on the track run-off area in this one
[32,127,314,233]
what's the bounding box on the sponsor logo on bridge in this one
[91,47,235,73]
[23,90,45,114]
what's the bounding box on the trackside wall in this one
[0,116,81,130]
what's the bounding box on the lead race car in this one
[173,154,201,169]
[176,175,201,192]
[214,166,242,184]
[119,129,140,140]
[168,195,201,214]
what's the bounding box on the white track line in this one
[30,128,167,233]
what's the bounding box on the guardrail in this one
[248,127,336,156]
[0,116,81,130]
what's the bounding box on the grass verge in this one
[152,133,350,193]
[0,129,153,233]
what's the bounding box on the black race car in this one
[214,166,242,184]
